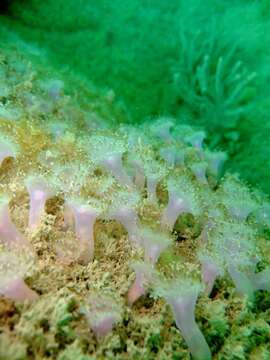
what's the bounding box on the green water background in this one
[1,0,270,194]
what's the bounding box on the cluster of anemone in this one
[0,49,269,356]
[1,109,270,360]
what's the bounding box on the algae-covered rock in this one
[0,26,269,360]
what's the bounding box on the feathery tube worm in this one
[220,178,257,222]
[25,177,54,230]
[130,158,145,190]
[175,150,185,166]
[0,278,38,302]
[200,256,221,295]
[161,191,191,231]
[160,147,176,167]
[160,147,184,168]
[68,202,100,263]
[127,262,154,305]
[206,151,227,178]
[92,314,118,338]
[141,228,171,264]
[162,282,211,360]
[190,163,208,185]
[0,197,28,248]
[228,264,255,298]
[84,294,121,338]
[0,253,38,302]
[228,263,270,297]
[102,153,133,187]
[228,201,257,222]
[63,202,75,231]
[144,159,167,202]
[146,175,160,202]
[150,118,174,143]
[111,206,140,246]
[199,216,216,243]
[186,131,206,151]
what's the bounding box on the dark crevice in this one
[0,0,13,14]
[0,0,28,15]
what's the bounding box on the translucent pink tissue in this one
[190,163,208,185]
[26,177,54,230]
[186,131,206,151]
[165,286,211,360]
[0,277,38,302]
[201,257,221,295]
[0,199,28,248]
[127,263,153,305]
[146,175,159,202]
[68,202,99,263]
[161,191,191,231]
[91,314,117,338]
[84,294,120,338]
[130,158,145,190]
[141,229,171,265]
[102,153,133,187]
[111,206,140,246]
